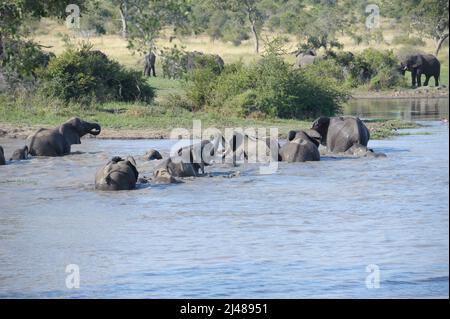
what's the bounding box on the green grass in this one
[0,92,418,140]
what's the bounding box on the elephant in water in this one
[0,146,5,165]
[28,117,101,156]
[400,54,440,87]
[95,156,139,191]
[10,146,29,161]
[153,136,223,183]
[311,116,383,157]
[222,132,281,165]
[279,130,321,162]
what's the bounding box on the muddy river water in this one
[0,98,448,298]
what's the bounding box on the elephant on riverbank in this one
[10,146,29,161]
[279,130,321,162]
[95,156,139,191]
[153,135,223,183]
[295,49,317,68]
[311,116,371,155]
[144,52,156,77]
[28,117,101,156]
[400,54,440,87]
[222,132,281,165]
[0,146,5,165]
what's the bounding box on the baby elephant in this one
[0,146,5,165]
[279,130,321,162]
[95,156,139,191]
[10,146,29,161]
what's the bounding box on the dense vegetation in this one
[0,0,448,123]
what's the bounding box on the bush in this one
[347,49,404,90]
[183,54,348,119]
[36,44,154,104]
[0,39,54,89]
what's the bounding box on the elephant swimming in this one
[400,54,440,87]
[143,149,162,161]
[153,136,223,183]
[10,146,29,161]
[28,117,101,156]
[95,156,139,191]
[0,146,5,165]
[311,116,372,155]
[279,130,321,162]
[222,132,281,165]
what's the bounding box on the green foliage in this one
[36,44,154,104]
[347,49,405,90]
[0,39,53,87]
[182,54,348,119]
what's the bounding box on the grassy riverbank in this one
[0,96,419,140]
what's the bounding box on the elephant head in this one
[95,156,139,191]
[10,146,29,161]
[0,146,5,165]
[60,117,101,145]
[311,116,331,146]
[288,129,322,147]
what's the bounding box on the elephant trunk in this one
[84,122,101,136]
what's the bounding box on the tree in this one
[125,0,191,54]
[225,0,266,53]
[410,0,449,56]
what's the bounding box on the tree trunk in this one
[434,33,449,56]
[250,21,259,54]
[119,1,129,39]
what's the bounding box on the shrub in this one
[0,39,54,89]
[184,54,348,119]
[36,44,154,104]
[347,49,403,89]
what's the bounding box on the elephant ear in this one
[288,131,298,142]
[411,55,424,68]
[126,156,139,180]
[60,124,81,145]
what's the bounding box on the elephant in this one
[344,144,387,158]
[311,116,371,155]
[153,136,223,183]
[295,49,317,68]
[95,156,139,191]
[0,146,5,165]
[222,132,281,164]
[28,117,101,156]
[10,146,29,161]
[279,130,321,162]
[144,52,156,77]
[400,54,440,87]
[143,149,162,161]
[180,51,225,74]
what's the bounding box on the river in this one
[0,98,448,298]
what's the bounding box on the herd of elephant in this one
[0,116,386,191]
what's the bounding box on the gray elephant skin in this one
[295,49,317,68]
[0,146,5,165]
[10,146,29,161]
[95,156,139,191]
[153,137,222,183]
[222,132,281,164]
[400,54,440,87]
[312,116,370,154]
[29,117,101,156]
[279,130,321,162]
[144,52,156,77]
